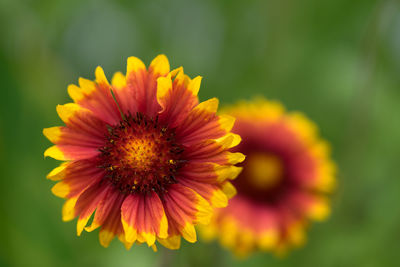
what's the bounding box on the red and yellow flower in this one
[43,55,244,250]
[201,98,336,256]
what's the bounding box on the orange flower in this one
[43,55,244,251]
[201,98,336,256]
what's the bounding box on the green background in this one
[1,0,400,266]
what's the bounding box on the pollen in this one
[98,112,185,195]
[122,136,159,171]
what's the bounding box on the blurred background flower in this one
[201,98,336,257]
[1,0,400,266]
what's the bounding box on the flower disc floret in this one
[98,112,185,195]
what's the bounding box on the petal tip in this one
[127,56,146,77]
[187,76,202,96]
[95,66,109,85]
[44,146,65,160]
[150,54,170,76]
[51,181,69,198]
[181,223,197,243]
[43,127,62,143]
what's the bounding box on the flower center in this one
[98,113,185,195]
[246,153,283,190]
[122,136,161,171]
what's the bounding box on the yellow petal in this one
[51,181,70,198]
[121,218,138,243]
[150,54,170,76]
[227,152,246,165]
[111,72,126,89]
[181,223,197,243]
[78,78,96,94]
[219,217,238,248]
[44,146,66,160]
[99,229,115,248]
[85,220,101,232]
[214,164,243,182]
[198,223,217,241]
[258,230,279,250]
[118,234,134,250]
[287,222,306,247]
[187,76,202,96]
[43,126,62,143]
[95,66,110,86]
[158,235,181,250]
[194,98,219,114]
[56,103,82,123]
[221,181,237,199]
[68,84,83,102]
[127,56,146,77]
[215,133,242,149]
[316,160,337,193]
[287,112,318,144]
[46,162,69,181]
[156,74,172,101]
[222,97,285,122]
[136,232,146,243]
[210,188,228,208]
[308,199,330,221]
[62,197,78,221]
[194,193,213,224]
[142,232,156,247]
[77,214,92,236]
[235,230,255,258]
[218,115,235,132]
[170,67,190,87]
[158,214,168,239]
[170,66,183,79]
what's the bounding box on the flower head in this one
[43,55,244,250]
[201,98,336,256]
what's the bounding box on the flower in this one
[43,55,244,251]
[201,98,336,256]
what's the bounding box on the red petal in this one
[51,160,104,198]
[121,192,168,245]
[158,79,199,128]
[74,181,112,235]
[71,81,122,125]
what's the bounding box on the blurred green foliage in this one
[1,0,400,266]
